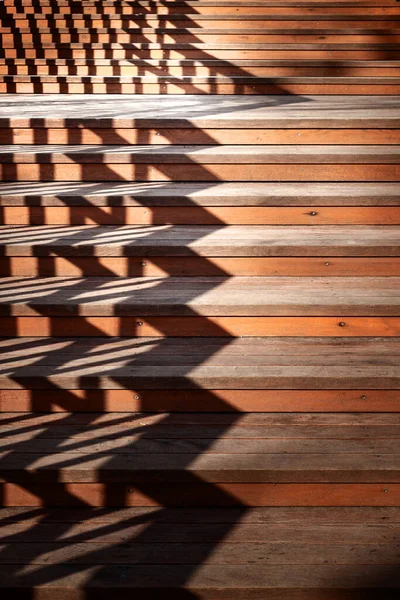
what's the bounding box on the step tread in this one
[0,556,399,593]
[1,182,400,206]
[0,336,398,389]
[1,506,400,594]
[1,94,399,128]
[2,144,399,163]
[1,276,398,316]
[2,414,400,481]
[1,224,398,257]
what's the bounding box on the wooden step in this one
[2,411,400,483]
[1,144,399,181]
[0,336,398,389]
[1,508,400,596]
[1,95,399,129]
[1,276,398,337]
[1,182,399,206]
[1,225,398,257]
[1,276,397,316]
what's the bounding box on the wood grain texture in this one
[1,182,399,206]
[2,389,400,412]
[0,276,398,316]
[1,257,398,277]
[0,337,398,389]
[2,206,400,225]
[0,225,398,257]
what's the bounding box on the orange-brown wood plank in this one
[2,128,399,145]
[3,482,400,507]
[2,80,400,95]
[2,206,400,225]
[1,257,398,277]
[1,163,400,182]
[3,316,400,337]
[1,389,399,413]
[4,48,400,60]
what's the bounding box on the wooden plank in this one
[2,389,400,412]
[2,541,400,566]
[3,451,400,483]
[3,482,400,506]
[1,257,399,277]
[0,276,398,316]
[2,79,400,95]
[2,144,399,163]
[0,336,398,389]
[3,128,400,145]
[2,412,400,435]
[0,94,398,129]
[2,206,400,225]
[4,435,400,456]
[5,5,400,15]
[3,31,400,44]
[3,48,400,60]
[3,163,400,182]
[7,64,400,77]
[4,316,400,337]
[7,15,400,26]
[0,225,397,257]
[3,506,400,526]
[0,563,397,599]
[1,182,399,207]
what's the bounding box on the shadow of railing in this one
[0,0,399,596]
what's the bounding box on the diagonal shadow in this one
[0,0,399,597]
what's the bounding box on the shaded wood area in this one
[0,0,400,597]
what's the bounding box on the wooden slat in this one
[3,47,400,60]
[0,95,398,129]
[2,78,400,95]
[0,336,398,389]
[2,144,398,163]
[0,182,399,207]
[0,225,397,257]
[2,412,400,433]
[2,206,400,225]
[0,276,398,316]
[2,540,400,565]
[3,128,400,145]
[1,257,398,277]
[7,64,400,77]
[3,481,400,506]
[3,163,400,181]
[2,389,400,412]
[5,5,400,15]
[2,452,400,483]
[4,29,400,43]
[4,316,400,337]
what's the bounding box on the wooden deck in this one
[0,0,400,597]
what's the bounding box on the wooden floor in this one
[0,0,400,597]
